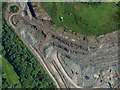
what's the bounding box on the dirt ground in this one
[8,2,120,88]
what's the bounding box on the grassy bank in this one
[41,2,119,36]
[2,56,21,88]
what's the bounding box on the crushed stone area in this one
[8,2,120,88]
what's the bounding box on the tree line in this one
[2,2,56,88]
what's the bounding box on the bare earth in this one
[6,2,120,88]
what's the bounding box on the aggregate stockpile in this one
[7,2,120,88]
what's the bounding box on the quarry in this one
[6,2,120,88]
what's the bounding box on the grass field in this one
[2,56,20,87]
[41,2,118,36]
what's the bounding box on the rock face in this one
[9,2,119,88]
[57,30,119,88]
[44,46,54,58]
[17,2,32,20]
[31,2,51,21]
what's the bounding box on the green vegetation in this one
[2,56,21,88]
[0,2,2,89]
[0,2,2,37]
[2,2,56,88]
[115,1,120,7]
[10,5,19,13]
[41,2,119,36]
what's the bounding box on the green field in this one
[41,2,119,36]
[2,56,21,88]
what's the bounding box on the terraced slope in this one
[6,2,120,88]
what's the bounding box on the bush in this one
[10,5,19,13]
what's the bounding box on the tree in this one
[2,50,6,56]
